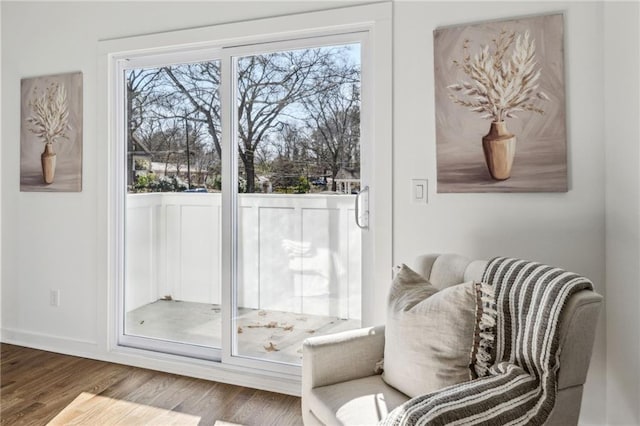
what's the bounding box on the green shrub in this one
[294,176,310,193]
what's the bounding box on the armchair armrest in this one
[302,325,385,389]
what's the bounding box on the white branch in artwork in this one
[447,29,550,122]
[26,82,71,144]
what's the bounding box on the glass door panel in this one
[232,43,362,365]
[123,60,223,357]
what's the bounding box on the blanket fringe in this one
[474,281,497,378]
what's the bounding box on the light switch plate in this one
[411,179,428,204]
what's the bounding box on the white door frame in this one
[100,2,392,378]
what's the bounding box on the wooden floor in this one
[0,344,303,425]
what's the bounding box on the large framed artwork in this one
[20,71,83,192]
[434,14,567,193]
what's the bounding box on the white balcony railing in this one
[125,192,362,320]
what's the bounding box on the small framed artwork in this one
[434,13,567,193]
[20,71,83,192]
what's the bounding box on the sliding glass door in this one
[121,58,224,360]
[116,31,371,372]
[230,42,362,366]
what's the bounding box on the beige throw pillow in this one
[382,264,478,398]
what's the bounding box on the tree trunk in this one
[241,149,256,193]
[331,167,339,192]
[126,91,135,187]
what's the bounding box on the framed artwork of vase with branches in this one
[434,13,567,193]
[20,71,83,192]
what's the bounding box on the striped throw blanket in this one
[381,257,593,426]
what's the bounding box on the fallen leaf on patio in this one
[306,329,316,334]
[283,324,294,331]
[264,342,279,352]
[160,295,173,301]
[139,320,144,325]
[266,321,278,328]
[247,323,263,328]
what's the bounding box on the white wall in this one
[1,1,638,424]
[604,2,640,425]
[393,2,607,424]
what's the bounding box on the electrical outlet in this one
[50,289,60,307]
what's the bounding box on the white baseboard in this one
[1,327,302,397]
[1,327,99,358]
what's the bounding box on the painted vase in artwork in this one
[482,121,516,180]
[26,81,70,185]
[41,142,57,184]
[447,29,550,182]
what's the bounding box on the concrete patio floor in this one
[126,300,360,364]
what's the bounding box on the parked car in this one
[311,177,327,186]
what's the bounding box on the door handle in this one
[355,185,369,229]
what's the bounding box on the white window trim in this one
[97,2,392,393]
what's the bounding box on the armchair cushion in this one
[382,264,480,397]
[306,375,409,426]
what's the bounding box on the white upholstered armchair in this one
[302,254,602,425]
